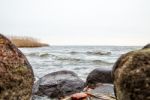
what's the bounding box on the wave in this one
[55,56,113,65]
[86,51,111,56]
[27,52,49,57]
[69,51,111,56]
[39,53,49,57]
[56,57,83,62]
[92,60,113,65]
[69,51,80,55]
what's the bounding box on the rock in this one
[33,70,85,98]
[90,83,114,97]
[62,90,115,100]
[0,34,34,99]
[112,49,150,100]
[86,68,113,87]
[71,92,88,100]
[143,43,150,49]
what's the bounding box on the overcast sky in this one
[0,0,150,45]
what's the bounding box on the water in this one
[19,46,141,99]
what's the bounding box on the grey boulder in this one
[86,68,112,87]
[33,70,85,98]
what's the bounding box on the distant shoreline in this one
[9,36,49,48]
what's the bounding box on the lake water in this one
[19,46,141,99]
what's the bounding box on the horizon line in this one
[47,44,143,47]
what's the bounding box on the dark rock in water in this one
[86,68,113,87]
[33,70,85,98]
[112,49,150,100]
[0,34,34,99]
[143,43,150,49]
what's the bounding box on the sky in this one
[0,0,150,46]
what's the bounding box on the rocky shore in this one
[0,34,150,100]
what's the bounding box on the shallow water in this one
[19,46,141,99]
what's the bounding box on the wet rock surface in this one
[0,34,34,99]
[112,48,150,100]
[86,68,112,87]
[90,83,114,97]
[62,83,115,100]
[33,70,85,98]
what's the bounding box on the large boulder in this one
[86,68,112,87]
[112,48,150,100]
[0,34,34,99]
[143,43,150,49]
[33,70,85,98]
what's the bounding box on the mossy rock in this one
[0,34,34,99]
[112,48,150,100]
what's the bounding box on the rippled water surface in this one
[20,46,140,80]
[19,46,140,99]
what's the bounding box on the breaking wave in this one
[55,56,113,65]
[69,51,111,56]
[86,51,111,56]
[92,60,113,65]
[27,52,49,57]
[56,57,83,62]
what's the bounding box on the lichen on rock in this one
[0,34,34,99]
[112,48,150,100]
